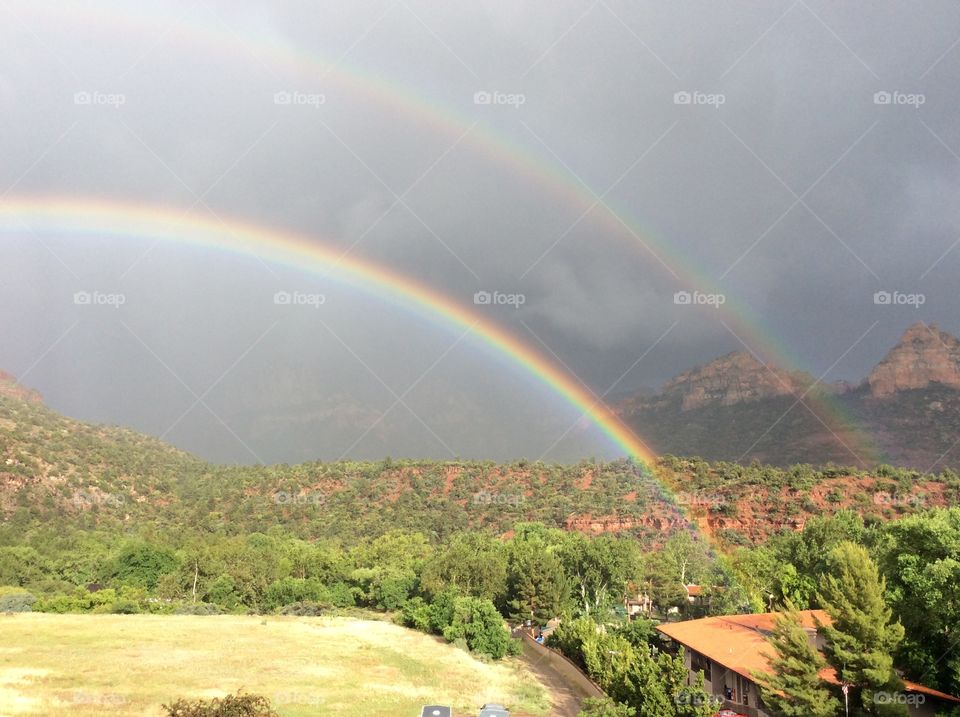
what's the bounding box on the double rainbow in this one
[9,0,882,466]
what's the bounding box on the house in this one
[624,591,654,617]
[656,611,960,717]
[684,584,703,603]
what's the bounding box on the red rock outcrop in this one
[0,370,42,404]
[637,351,816,412]
[867,323,960,398]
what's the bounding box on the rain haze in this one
[1,0,959,464]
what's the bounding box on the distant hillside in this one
[1,370,957,550]
[616,323,960,470]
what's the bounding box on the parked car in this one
[478,703,510,717]
[420,705,451,717]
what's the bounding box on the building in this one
[656,611,960,717]
[624,591,654,617]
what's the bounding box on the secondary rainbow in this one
[0,196,657,467]
[13,1,882,465]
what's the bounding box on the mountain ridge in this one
[1,387,956,550]
[615,322,960,468]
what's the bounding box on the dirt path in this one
[517,639,589,717]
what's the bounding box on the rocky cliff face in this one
[637,351,817,412]
[867,323,960,398]
[0,370,42,404]
[614,323,960,469]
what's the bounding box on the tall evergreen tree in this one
[505,544,571,623]
[817,542,908,717]
[754,601,839,717]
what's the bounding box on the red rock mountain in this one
[867,323,960,398]
[615,322,960,469]
[0,370,42,404]
[624,350,818,412]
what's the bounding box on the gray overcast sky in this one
[1,0,958,463]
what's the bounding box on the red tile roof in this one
[656,611,959,704]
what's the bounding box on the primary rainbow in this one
[0,196,657,467]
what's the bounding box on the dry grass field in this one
[0,613,551,717]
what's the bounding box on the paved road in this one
[517,638,590,717]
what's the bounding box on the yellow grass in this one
[0,614,551,717]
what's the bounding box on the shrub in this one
[399,597,432,631]
[110,598,140,614]
[428,588,458,633]
[277,600,327,616]
[324,582,355,608]
[442,596,512,659]
[173,602,223,616]
[0,591,35,612]
[162,691,278,717]
[264,577,326,611]
[578,696,635,717]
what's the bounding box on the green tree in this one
[204,574,243,610]
[817,543,907,717]
[505,541,570,623]
[427,588,459,634]
[660,647,717,717]
[609,643,673,715]
[877,508,960,695]
[610,645,715,717]
[442,596,513,659]
[754,601,839,717]
[107,542,179,590]
[560,534,640,617]
[578,696,635,717]
[421,532,508,601]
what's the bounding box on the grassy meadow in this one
[0,613,551,717]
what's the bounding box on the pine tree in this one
[817,542,908,717]
[613,644,675,717]
[754,600,839,717]
[506,546,570,623]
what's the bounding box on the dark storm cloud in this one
[1,0,959,462]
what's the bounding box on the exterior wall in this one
[682,653,769,717]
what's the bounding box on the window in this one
[690,651,712,681]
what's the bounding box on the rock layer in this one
[867,323,960,398]
[0,370,42,404]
